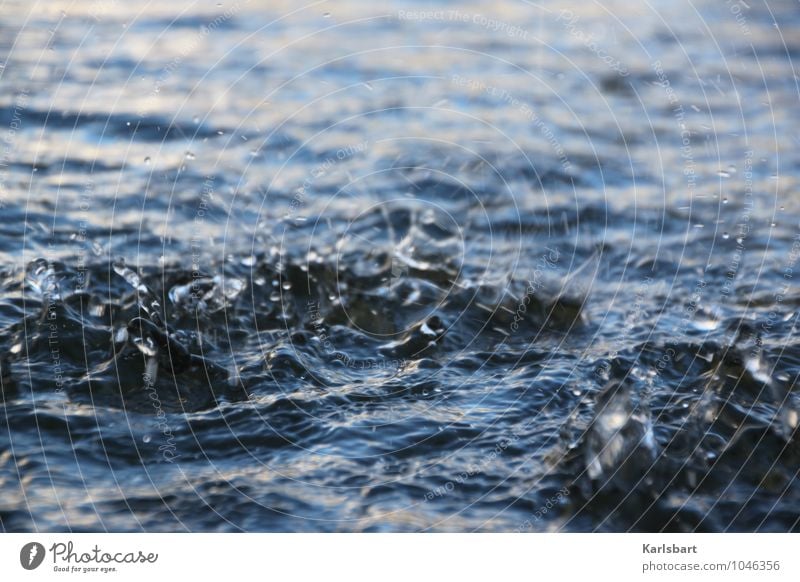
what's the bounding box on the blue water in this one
[1,0,799,532]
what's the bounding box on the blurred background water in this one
[1,0,799,531]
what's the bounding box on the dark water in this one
[1,0,800,532]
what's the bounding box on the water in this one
[1,0,799,532]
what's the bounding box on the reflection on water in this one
[1,0,799,531]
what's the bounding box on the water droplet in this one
[114,327,129,344]
[217,130,224,135]
[694,314,719,331]
[143,435,152,443]
[185,151,196,160]
[133,336,158,357]
[193,115,200,124]
[144,156,151,164]
[281,281,292,291]
[722,232,729,239]
[722,197,728,204]
[323,12,331,18]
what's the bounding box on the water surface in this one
[1,0,799,532]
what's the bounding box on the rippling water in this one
[1,0,800,532]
